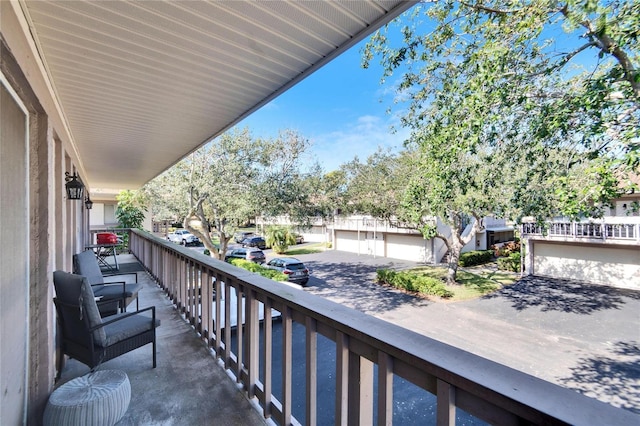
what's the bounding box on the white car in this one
[167,229,200,246]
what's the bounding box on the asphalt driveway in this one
[287,247,640,415]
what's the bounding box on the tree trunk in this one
[184,203,220,259]
[446,238,463,285]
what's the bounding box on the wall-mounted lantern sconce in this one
[85,196,94,210]
[65,172,84,200]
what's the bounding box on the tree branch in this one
[561,8,640,99]
[460,1,522,15]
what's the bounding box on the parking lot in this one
[292,247,640,415]
[184,240,640,414]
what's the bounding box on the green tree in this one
[362,0,639,283]
[264,226,297,254]
[145,127,315,259]
[256,130,321,226]
[115,190,147,229]
[341,148,413,219]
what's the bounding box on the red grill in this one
[97,233,118,244]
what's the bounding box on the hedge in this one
[229,258,288,281]
[376,269,453,298]
[458,250,494,267]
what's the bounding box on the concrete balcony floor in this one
[56,254,266,426]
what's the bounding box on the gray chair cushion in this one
[54,271,107,346]
[74,250,106,290]
[101,314,161,347]
[74,250,142,314]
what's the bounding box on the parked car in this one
[167,229,200,246]
[293,233,304,244]
[242,236,267,249]
[224,248,266,264]
[234,231,255,243]
[264,257,309,285]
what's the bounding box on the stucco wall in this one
[1,6,90,421]
[1,79,29,426]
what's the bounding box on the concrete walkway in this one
[56,256,266,426]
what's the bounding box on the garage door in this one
[335,231,362,254]
[532,241,640,290]
[386,234,430,263]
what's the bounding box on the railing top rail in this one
[130,229,638,425]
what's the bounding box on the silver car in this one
[225,247,266,264]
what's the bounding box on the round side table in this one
[44,370,131,426]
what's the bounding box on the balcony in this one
[57,252,266,425]
[521,218,640,245]
[55,229,639,425]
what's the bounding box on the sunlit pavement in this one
[296,248,640,415]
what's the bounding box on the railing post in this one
[212,274,222,355]
[245,289,259,399]
[437,379,456,426]
[235,284,243,383]
[335,332,349,425]
[306,317,317,426]
[377,352,393,426]
[224,280,231,369]
[348,353,373,425]
[281,306,292,425]
[263,298,273,419]
[201,269,212,344]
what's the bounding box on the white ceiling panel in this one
[21,0,415,190]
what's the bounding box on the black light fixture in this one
[85,195,93,210]
[65,172,84,200]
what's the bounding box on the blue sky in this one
[236,37,409,172]
[235,5,601,173]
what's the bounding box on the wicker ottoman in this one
[44,370,131,426]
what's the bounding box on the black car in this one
[234,231,255,243]
[241,236,267,249]
[264,257,309,285]
[224,248,266,264]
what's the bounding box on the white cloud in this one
[310,115,410,172]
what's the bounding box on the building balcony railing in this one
[127,229,637,425]
[521,219,640,244]
[330,217,423,235]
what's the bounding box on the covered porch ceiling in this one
[19,0,414,191]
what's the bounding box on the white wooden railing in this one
[128,229,637,425]
[521,219,639,244]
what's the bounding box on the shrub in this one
[497,252,521,272]
[376,269,394,283]
[492,240,521,257]
[458,250,493,267]
[229,258,287,281]
[376,269,453,298]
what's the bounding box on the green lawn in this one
[282,242,325,256]
[406,266,519,301]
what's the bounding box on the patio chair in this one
[73,250,142,316]
[53,271,159,378]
